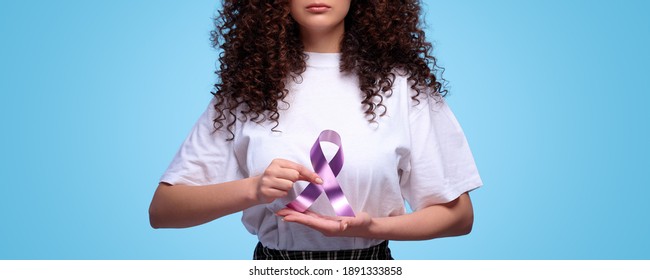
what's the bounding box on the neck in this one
[300,24,345,53]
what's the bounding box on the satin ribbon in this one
[286,130,355,217]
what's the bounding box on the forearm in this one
[148,177,259,228]
[149,159,323,229]
[365,193,474,240]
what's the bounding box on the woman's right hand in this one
[254,159,323,204]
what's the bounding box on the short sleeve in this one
[159,98,244,186]
[400,95,483,211]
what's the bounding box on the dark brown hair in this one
[210,0,446,138]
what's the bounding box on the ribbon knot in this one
[286,130,355,217]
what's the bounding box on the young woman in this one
[149,0,482,260]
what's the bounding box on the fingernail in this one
[342,223,348,231]
[315,178,324,184]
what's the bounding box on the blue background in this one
[1,0,648,259]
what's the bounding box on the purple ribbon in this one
[286,130,355,217]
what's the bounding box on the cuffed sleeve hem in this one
[411,176,483,211]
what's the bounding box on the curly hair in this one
[210,0,446,139]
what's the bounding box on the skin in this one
[149,159,322,228]
[289,0,351,53]
[149,0,475,241]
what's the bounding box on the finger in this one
[303,210,343,221]
[265,177,295,192]
[296,167,323,185]
[262,188,289,199]
[276,208,301,217]
[269,164,321,185]
[277,209,317,224]
[280,211,342,233]
[279,211,311,225]
[271,169,303,184]
[274,159,323,185]
[277,209,337,225]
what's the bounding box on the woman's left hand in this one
[276,193,474,241]
[276,208,372,237]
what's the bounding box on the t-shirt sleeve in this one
[159,98,244,186]
[400,95,483,211]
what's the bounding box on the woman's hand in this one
[276,193,474,240]
[276,208,372,237]
[255,159,323,204]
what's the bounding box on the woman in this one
[149,0,482,260]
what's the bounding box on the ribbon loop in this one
[286,130,355,217]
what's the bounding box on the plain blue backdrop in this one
[1,0,648,259]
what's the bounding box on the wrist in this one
[245,175,263,205]
[361,215,399,240]
[364,216,383,239]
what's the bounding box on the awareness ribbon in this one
[286,130,355,217]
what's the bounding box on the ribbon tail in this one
[324,185,356,217]
[285,183,323,213]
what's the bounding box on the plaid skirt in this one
[253,240,393,260]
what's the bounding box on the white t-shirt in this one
[160,52,483,250]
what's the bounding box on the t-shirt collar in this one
[305,52,341,68]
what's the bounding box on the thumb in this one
[340,221,349,231]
